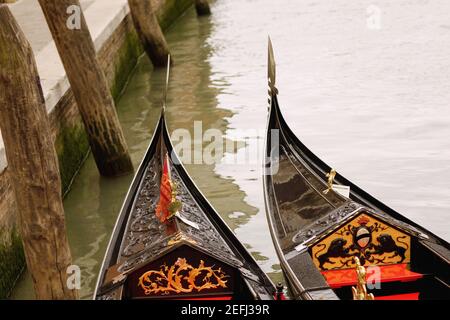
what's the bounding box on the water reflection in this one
[208,0,450,246]
[163,9,262,235]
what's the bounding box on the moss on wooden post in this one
[0,5,78,299]
[38,0,133,177]
[128,0,171,67]
[0,230,25,299]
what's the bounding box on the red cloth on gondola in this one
[321,263,423,289]
[155,154,172,223]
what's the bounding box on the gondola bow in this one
[263,40,450,300]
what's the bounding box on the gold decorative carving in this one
[138,258,228,295]
[323,169,336,194]
[167,232,197,246]
[352,257,375,300]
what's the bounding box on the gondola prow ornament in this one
[155,55,182,223]
[268,36,278,96]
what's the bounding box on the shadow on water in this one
[11,6,277,300]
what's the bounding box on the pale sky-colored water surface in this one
[209,0,450,240]
[12,0,450,299]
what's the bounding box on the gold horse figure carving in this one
[323,169,336,194]
[351,257,375,300]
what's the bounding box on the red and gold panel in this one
[124,245,236,299]
[321,263,423,289]
[310,213,411,271]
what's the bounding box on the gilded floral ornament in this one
[138,258,228,295]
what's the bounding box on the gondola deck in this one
[263,39,450,300]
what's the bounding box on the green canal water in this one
[12,0,450,299]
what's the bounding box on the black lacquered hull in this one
[263,93,450,300]
[94,113,276,300]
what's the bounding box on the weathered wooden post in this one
[195,0,211,16]
[128,0,170,67]
[38,0,133,177]
[0,5,77,300]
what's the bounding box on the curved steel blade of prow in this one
[161,55,171,161]
[268,36,276,92]
[162,54,171,113]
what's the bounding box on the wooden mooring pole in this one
[38,0,133,177]
[128,0,171,67]
[195,0,211,16]
[0,5,77,300]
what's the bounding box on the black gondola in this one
[263,39,450,300]
[94,59,276,300]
